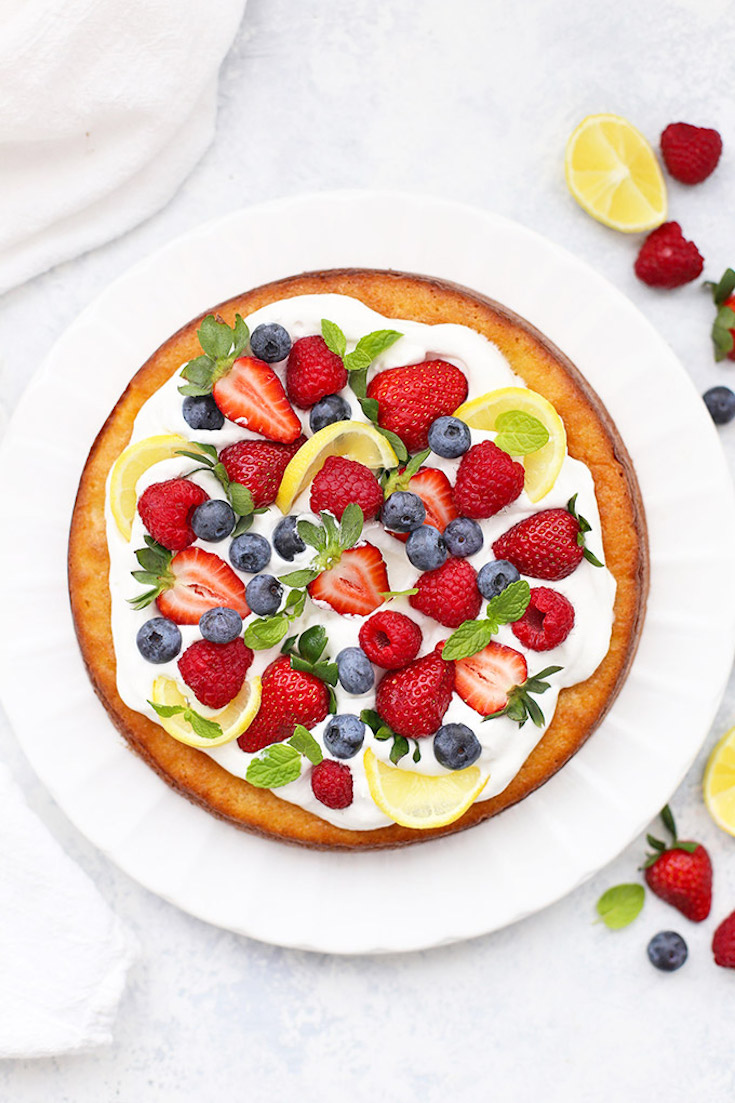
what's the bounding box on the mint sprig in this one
[148,699,223,740]
[282,625,338,687]
[483,665,562,728]
[245,724,324,788]
[243,586,306,650]
[129,536,173,609]
[494,410,550,456]
[361,708,409,764]
[594,884,645,930]
[178,314,249,396]
[175,443,264,529]
[567,494,604,568]
[442,579,531,661]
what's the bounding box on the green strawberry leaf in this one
[298,625,328,664]
[594,883,645,930]
[412,741,421,763]
[390,734,410,764]
[246,743,303,788]
[232,315,249,357]
[350,368,369,400]
[189,441,219,461]
[232,514,254,537]
[181,354,215,386]
[288,724,323,765]
[178,382,214,398]
[199,315,236,360]
[712,304,735,361]
[709,268,735,306]
[376,427,408,464]
[494,410,550,456]
[339,503,364,550]
[321,318,347,358]
[359,397,380,423]
[297,520,328,552]
[278,568,320,588]
[227,482,255,517]
[311,660,339,686]
[285,588,307,617]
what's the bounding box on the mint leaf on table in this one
[595,884,645,930]
[246,743,303,788]
[494,410,550,456]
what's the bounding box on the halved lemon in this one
[565,114,667,233]
[704,726,735,836]
[454,387,566,502]
[363,747,488,830]
[275,420,399,513]
[109,433,195,540]
[150,674,262,748]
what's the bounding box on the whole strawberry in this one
[366,360,468,452]
[409,557,482,628]
[376,646,455,738]
[309,455,384,521]
[454,441,524,518]
[219,435,306,508]
[634,222,704,289]
[287,335,347,409]
[493,501,599,581]
[644,805,712,923]
[712,910,735,969]
[178,638,253,709]
[237,655,330,753]
[138,478,209,551]
[660,122,722,185]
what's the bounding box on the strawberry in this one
[454,641,527,716]
[660,122,722,185]
[359,610,422,670]
[219,435,306,508]
[366,360,468,452]
[511,587,575,651]
[130,544,248,624]
[309,456,384,521]
[308,543,388,616]
[311,760,353,809]
[178,638,253,709]
[634,222,704,289]
[390,467,458,543]
[453,441,524,519]
[138,478,209,551]
[376,646,455,738]
[212,356,302,443]
[409,557,481,629]
[707,269,735,363]
[644,806,712,922]
[712,911,735,969]
[237,654,330,752]
[492,498,602,581]
[286,335,348,409]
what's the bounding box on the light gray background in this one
[3,1,735,1100]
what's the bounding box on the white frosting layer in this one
[105,294,616,831]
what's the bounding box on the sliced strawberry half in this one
[454,641,528,716]
[157,547,249,624]
[391,467,459,543]
[308,544,388,616]
[212,356,302,443]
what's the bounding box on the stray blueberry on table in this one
[433,723,482,770]
[250,322,292,363]
[323,714,366,759]
[336,647,375,694]
[647,931,688,972]
[182,394,225,431]
[245,574,283,616]
[229,532,271,573]
[191,500,235,542]
[136,617,182,663]
[405,525,448,571]
[309,393,351,433]
[443,517,483,558]
[273,515,306,561]
[477,559,521,600]
[382,490,426,533]
[199,606,243,645]
[428,415,471,458]
[703,386,735,425]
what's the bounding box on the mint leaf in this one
[243,616,289,649]
[199,315,235,360]
[494,410,550,456]
[321,318,347,358]
[339,503,364,550]
[442,620,495,661]
[486,579,531,628]
[355,329,402,361]
[285,588,306,617]
[360,709,384,734]
[344,348,372,374]
[288,724,323,765]
[186,710,224,740]
[279,568,319,588]
[298,625,327,664]
[189,441,219,461]
[595,884,645,930]
[350,368,369,400]
[149,701,186,719]
[246,743,302,788]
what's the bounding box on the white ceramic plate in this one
[2,191,734,954]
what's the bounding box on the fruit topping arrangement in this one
[111,306,611,831]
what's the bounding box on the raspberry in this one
[660,122,722,185]
[219,436,306,508]
[376,646,455,738]
[453,441,525,518]
[359,611,422,670]
[309,455,384,521]
[311,759,353,809]
[286,336,347,408]
[634,222,704,289]
[138,478,208,551]
[712,911,735,969]
[511,587,575,651]
[409,557,481,629]
[177,638,253,709]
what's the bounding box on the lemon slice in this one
[704,726,735,836]
[150,674,262,748]
[109,433,195,540]
[363,747,488,830]
[454,387,567,502]
[275,420,399,513]
[565,114,667,232]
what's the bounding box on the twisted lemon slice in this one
[363,748,488,829]
[150,674,262,748]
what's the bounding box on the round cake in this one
[68,268,648,849]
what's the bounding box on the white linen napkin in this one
[0,763,137,1057]
[0,0,247,295]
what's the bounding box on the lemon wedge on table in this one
[454,387,566,502]
[565,114,667,232]
[363,748,488,830]
[150,674,262,748]
[704,726,735,836]
[276,420,399,513]
[109,433,199,540]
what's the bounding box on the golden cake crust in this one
[68,268,648,849]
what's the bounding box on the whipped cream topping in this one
[105,294,616,831]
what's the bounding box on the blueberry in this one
[703,385,735,425]
[382,490,426,533]
[406,525,447,571]
[191,500,235,542]
[647,931,688,972]
[428,415,471,458]
[273,515,306,561]
[336,647,375,694]
[250,323,292,363]
[434,723,482,770]
[323,714,366,759]
[444,517,483,558]
[199,606,243,644]
[477,559,520,599]
[246,574,283,616]
[310,393,351,433]
[230,532,271,573]
[182,394,225,431]
[136,617,182,663]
